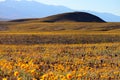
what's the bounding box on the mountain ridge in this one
[39,12,105,22]
[0,0,120,22]
[10,12,105,22]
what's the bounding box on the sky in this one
[35,0,120,16]
[0,0,120,16]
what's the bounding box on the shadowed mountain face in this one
[10,12,105,22]
[82,10,120,22]
[40,12,105,22]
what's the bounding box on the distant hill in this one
[0,0,120,22]
[10,12,105,22]
[0,18,4,21]
[39,12,105,22]
[0,18,8,21]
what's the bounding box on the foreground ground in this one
[0,43,120,80]
[0,22,120,80]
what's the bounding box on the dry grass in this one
[0,22,120,44]
[0,21,120,80]
[0,22,120,32]
[0,34,120,44]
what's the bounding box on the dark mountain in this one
[11,12,105,22]
[39,12,105,22]
[82,10,120,22]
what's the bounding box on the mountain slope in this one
[39,12,105,22]
[0,0,72,19]
[83,11,120,22]
[10,12,105,22]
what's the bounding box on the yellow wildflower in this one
[14,71,19,77]
[17,77,22,80]
[66,73,72,79]
[32,78,37,80]
[2,78,7,80]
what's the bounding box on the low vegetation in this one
[0,34,120,44]
[0,43,120,80]
[0,21,120,80]
[0,22,120,32]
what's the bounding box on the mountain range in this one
[0,0,120,22]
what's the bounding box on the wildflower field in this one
[0,22,120,80]
[0,43,120,80]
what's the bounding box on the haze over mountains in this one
[0,0,120,22]
[0,0,72,19]
[0,18,7,21]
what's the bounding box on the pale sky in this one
[35,0,120,16]
[1,0,120,16]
